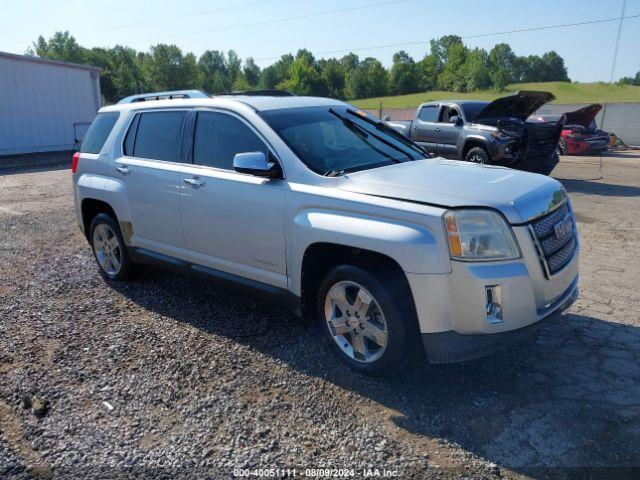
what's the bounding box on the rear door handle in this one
[116,166,130,175]
[184,177,205,188]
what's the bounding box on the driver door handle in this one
[116,166,130,175]
[184,177,205,188]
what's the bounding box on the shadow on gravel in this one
[112,271,640,477]
[557,178,640,197]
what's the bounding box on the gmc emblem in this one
[554,214,573,239]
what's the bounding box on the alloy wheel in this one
[92,224,122,276]
[324,280,388,363]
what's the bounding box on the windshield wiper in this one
[345,108,432,158]
[328,108,397,162]
[323,169,344,177]
[329,108,410,163]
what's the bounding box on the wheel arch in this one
[462,136,492,159]
[299,242,418,324]
[81,199,118,240]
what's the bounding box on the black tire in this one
[465,146,490,164]
[316,264,414,375]
[89,213,134,281]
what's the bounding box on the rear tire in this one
[465,146,490,164]
[316,264,413,375]
[89,213,134,281]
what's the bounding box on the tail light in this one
[72,152,80,174]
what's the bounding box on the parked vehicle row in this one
[73,89,579,374]
[385,91,563,175]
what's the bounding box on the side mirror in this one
[450,115,463,126]
[233,151,282,179]
[382,115,391,122]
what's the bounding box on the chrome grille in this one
[529,202,577,277]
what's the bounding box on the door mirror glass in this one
[450,115,463,126]
[233,151,282,178]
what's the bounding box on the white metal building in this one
[0,51,101,156]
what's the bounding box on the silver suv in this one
[73,90,579,374]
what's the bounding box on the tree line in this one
[29,31,573,104]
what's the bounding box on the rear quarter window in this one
[80,112,120,154]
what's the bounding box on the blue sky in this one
[2,0,639,82]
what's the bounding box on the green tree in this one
[462,48,491,91]
[345,57,388,99]
[541,51,570,82]
[226,50,242,86]
[430,35,463,66]
[242,57,261,87]
[279,49,327,96]
[618,71,640,85]
[28,31,86,64]
[197,50,229,93]
[259,65,280,89]
[418,53,439,91]
[437,42,468,92]
[491,68,510,91]
[488,43,517,83]
[143,44,197,91]
[319,58,346,99]
[110,46,146,98]
[390,50,421,95]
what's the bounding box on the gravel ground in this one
[1,154,639,479]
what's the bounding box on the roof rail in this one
[217,90,295,97]
[117,90,211,104]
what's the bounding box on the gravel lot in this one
[1,153,639,479]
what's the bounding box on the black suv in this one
[387,91,562,175]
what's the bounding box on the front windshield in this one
[260,106,427,175]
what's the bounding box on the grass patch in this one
[352,82,640,109]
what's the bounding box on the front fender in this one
[288,209,450,295]
[461,134,493,155]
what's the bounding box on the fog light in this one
[486,285,503,324]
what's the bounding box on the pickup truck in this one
[386,91,562,175]
[73,90,579,374]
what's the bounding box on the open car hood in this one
[562,103,602,127]
[474,90,556,123]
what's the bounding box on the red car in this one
[529,104,609,155]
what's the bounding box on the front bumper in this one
[421,278,578,363]
[407,224,579,364]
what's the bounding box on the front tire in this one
[316,265,412,375]
[89,213,134,281]
[465,146,490,164]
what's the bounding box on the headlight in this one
[491,130,513,140]
[443,209,520,261]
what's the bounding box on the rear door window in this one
[80,112,119,153]
[417,106,438,122]
[132,111,187,162]
[193,111,268,170]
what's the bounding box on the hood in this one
[338,159,566,224]
[474,90,556,123]
[562,103,602,127]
